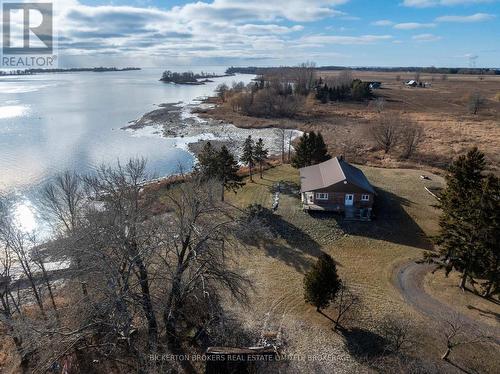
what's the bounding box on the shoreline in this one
[122,98,302,158]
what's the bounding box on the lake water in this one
[0,67,257,229]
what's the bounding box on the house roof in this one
[299,157,375,194]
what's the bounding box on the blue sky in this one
[20,0,500,67]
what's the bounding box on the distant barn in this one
[299,157,375,220]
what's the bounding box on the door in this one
[345,194,354,206]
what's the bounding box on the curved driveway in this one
[395,261,500,344]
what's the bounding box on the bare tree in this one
[294,62,316,96]
[160,177,251,353]
[440,314,491,361]
[378,315,413,354]
[83,158,159,350]
[374,97,386,113]
[370,114,401,154]
[335,70,353,88]
[331,282,360,331]
[216,83,229,102]
[468,91,485,115]
[38,171,88,296]
[400,122,424,159]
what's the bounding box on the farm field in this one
[200,71,500,174]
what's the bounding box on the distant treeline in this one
[160,70,234,84]
[0,67,141,76]
[226,66,500,75]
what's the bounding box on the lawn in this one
[224,164,499,373]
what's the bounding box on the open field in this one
[200,71,500,173]
[224,164,500,373]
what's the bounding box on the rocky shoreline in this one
[122,100,302,157]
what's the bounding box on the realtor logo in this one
[2,2,53,54]
[1,2,57,67]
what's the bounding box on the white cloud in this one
[403,0,494,7]
[394,22,436,29]
[435,13,496,22]
[45,0,357,62]
[372,19,394,26]
[300,34,393,45]
[412,33,442,41]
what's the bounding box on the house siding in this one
[307,181,374,211]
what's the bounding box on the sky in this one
[4,0,500,67]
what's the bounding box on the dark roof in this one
[299,157,375,194]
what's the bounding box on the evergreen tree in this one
[304,253,341,312]
[434,148,487,290]
[253,138,269,179]
[217,146,244,201]
[311,132,331,165]
[240,136,255,182]
[291,131,331,168]
[291,132,311,168]
[476,175,500,297]
[197,141,218,177]
[198,142,243,201]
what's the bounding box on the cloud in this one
[171,0,350,23]
[47,0,359,62]
[412,33,442,41]
[372,19,394,26]
[403,0,494,7]
[300,34,393,45]
[435,13,496,22]
[394,22,436,29]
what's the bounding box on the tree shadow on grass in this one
[268,181,300,197]
[466,305,500,323]
[340,327,388,360]
[237,205,323,273]
[338,187,434,251]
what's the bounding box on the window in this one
[315,193,329,200]
[361,194,370,201]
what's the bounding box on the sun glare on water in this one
[13,200,38,233]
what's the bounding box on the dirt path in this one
[395,261,500,344]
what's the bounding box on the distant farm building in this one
[299,157,375,220]
[405,80,418,87]
[369,81,382,89]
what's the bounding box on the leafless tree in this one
[400,122,424,159]
[370,114,401,154]
[159,177,251,352]
[374,97,386,113]
[38,171,88,295]
[1,160,254,372]
[440,314,491,361]
[333,70,353,88]
[414,71,421,83]
[216,83,229,102]
[468,91,485,115]
[278,128,286,163]
[294,62,316,96]
[83,158,159,350]
[441,74,448,81]
[378,315,413,354]
[331,282,360,331]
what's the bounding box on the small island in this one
[0,67,141,76]
[159,70,234,85]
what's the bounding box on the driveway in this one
[395,261,500,344]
